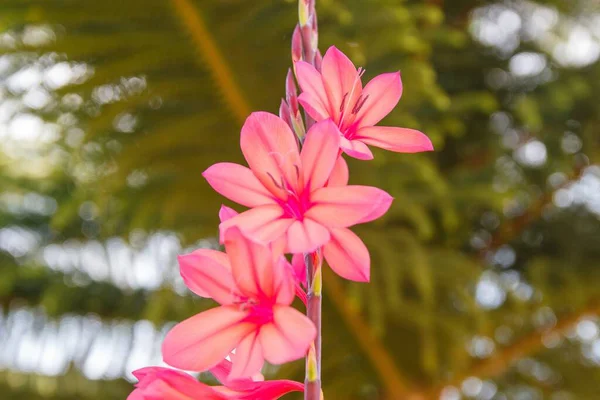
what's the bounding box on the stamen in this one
[293,164,300,180]
[266,172,283,189]
[352,94,369,114]
[339,93,349,113]
[338,67,366,125]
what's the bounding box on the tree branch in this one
[323,268,415,399]
[170,0,252,125]
[421,300,600,399]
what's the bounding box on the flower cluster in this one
[129,42,431,399]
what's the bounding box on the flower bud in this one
[292,24,303,63]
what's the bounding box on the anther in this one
[267,172,283,189]
[339,92,349,113]
[352,94,369,114]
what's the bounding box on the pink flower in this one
[128,363,304,400]
[295,46,433,160]
[203,112,393,281]
[162,227,316,379]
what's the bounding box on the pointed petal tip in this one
[219,205,239,223]
[325,45,341,56]
[407,134,434,153]
[423,137,434,152]
[342,146,374,160]
[355,269,370,283]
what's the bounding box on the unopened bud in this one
[279,99,293,130]
[285,69,299,116]
[306,344,319,382]
[291,110,306,142]
[292,25,303,63]
[314,50,322,71]
[309,15,319,53]
[299,0,310,27]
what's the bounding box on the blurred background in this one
[1,0,600,399]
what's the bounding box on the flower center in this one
[241,301,274,325]
[280,189,310,220]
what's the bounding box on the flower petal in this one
[298,92,330,121]
[306,186,393,228]
[162,306,253,372]
[272,256,296,305]
[323,228,370,282]
[203,163,275,207]
[219,205,293,246]
[300,119,341,191]
[291,253,307,286]
[219,205,239,223]
[286,219,331,254]
[259,306,316,365]
[321,46,361,123]
[224,227,276,300]
[240,112,301,198]
[355,126,433,153]
[178,249,237,305]
[236,380,305,400]
[326,156,349,187]
[229,331,264,380]
[129,367,225,400]
[355,72,402,128]
[295,61,330,120]
[340,137,374,160]
[209,358,263,392]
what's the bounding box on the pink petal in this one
[326,156,349,187]
[224,227,276,300]
[162,306,254,372]
[272,256,296,305]
[291,253,307,286]
[355,126,433,153]
[321,46,361,123]
[270,235,288,257]
[354,72,402,128]
[203,163,275,207]
[295,61,330,120]
[236,380,305,400]
[229,331,264,380]
[210,359,236,387]
[177,249,237,305]
[130,367,223,400]
[259,306,316,365]
[306,186,393,228]
[298,92,330,121]
[240,112,301,198]
[286,219,331,254]
[279,98,293,129]
[340,136,374,160]
[219,205,293,245]
[210,358,264,392]
[300,119,341,191]
[322,228,370,282]
[295,284,308,307]
[219,205,239,223]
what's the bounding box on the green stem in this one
[305,252,322,400]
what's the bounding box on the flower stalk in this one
[297,2,322,399]
[305,251,322,400]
